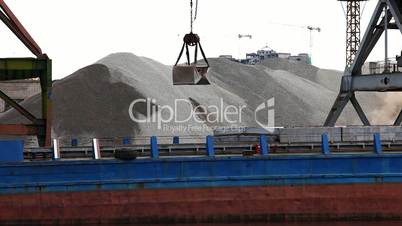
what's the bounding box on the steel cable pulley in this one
[172,0,210,85]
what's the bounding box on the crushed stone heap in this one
[0,53,385,141]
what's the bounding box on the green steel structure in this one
[0,1,52,147]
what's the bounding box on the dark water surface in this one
[82,222,402,226]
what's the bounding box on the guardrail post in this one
[206,135,215,157]
[71,138,78,147]
[374,133,383,154]
[53,139,60,160]
[150,136,159,159]
[321,133,331,155]
[92,138,101,160]
[123,137,131,145]
[173,136,180,144]
[259,135,269,156]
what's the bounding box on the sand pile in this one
[0,53,385,141]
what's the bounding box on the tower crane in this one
[238,34,252,39]
[306,26,321,63]
[307,26,321,49]
[267,22,321,62]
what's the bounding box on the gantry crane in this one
[0,0,52,147]
[325,0,402,126]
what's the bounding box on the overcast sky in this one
[1,0,401,79]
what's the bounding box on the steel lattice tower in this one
[340,0,366,68]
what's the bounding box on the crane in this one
[237,34,253,60]
[338,0,369,68]
[173,0,210,86]
[0,0,52,147]
[238,34,252,39]
[325,0,402,127]
[307,26,321,49]
[267,22,321,62]
[0,0,44,58]
[306,26,321,63]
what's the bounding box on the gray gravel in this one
[0,53,387,141]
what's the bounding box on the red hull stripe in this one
[0,183,402,224]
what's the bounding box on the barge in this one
[1,126,402,224]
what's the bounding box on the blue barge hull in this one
[1,153,402,224]
[1,154,402,193]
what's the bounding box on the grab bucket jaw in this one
[173,65,210,85]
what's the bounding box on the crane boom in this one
[238,34,252,39]
[0,0,44,58]
[307,26,321,32]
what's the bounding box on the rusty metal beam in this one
[0,0,43,57]
[0,124,40,136]
[0,89,40,124]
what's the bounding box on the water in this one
[83,223,401,226]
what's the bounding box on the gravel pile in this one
[0,53,385,141]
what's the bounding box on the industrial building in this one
[222,48,311,65]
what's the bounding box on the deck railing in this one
[21,132,400,161]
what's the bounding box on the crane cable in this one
[340,1,368,19]
[340,2,346,18]
[190,0,199,33]
[361,1,367,17]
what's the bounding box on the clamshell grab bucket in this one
[173,32,210,85]
[173,65,210,85]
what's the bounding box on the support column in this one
[373,133,383,154]
[53,139,60,160]
[40,58,52,147]
[322,133,331,155]
[324,92,352,126]
[150,136,159,159]
[259,135,269,156]
[92,138,101,160]
[206,135,215,157]
[394,109,402,126]
[350,94,370,126]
